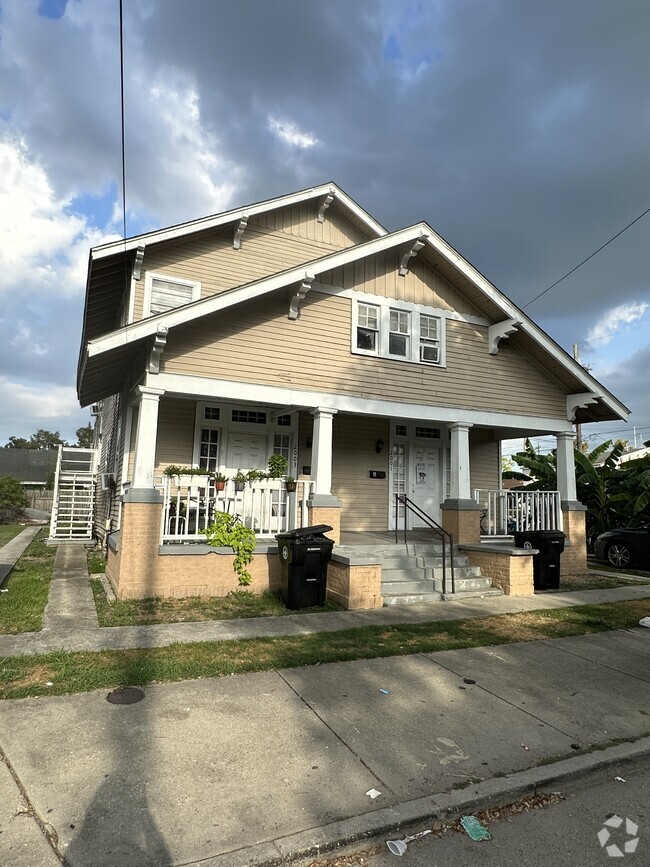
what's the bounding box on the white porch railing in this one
[160,477,315,543]
[473,489,563,536]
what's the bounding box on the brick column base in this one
[327,559,383,609]
[561,505,588,574]
[441,500,481,545]
[461,545,535,596]
[116,497,163,597]
[307,502,341,545]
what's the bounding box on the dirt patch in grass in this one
[0,530,55,634]
[2,599,647,700]
[556,572,650,591]
[90,582,341,627]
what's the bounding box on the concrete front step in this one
[441,588,504,601]
[383,592,444,605]
[381,578,436,595]
[433,576,496,593]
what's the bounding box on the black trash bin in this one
[514,530,565,590]
[276,525,334,609]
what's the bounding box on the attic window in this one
[144,272,200,317]
[352,298,445,366]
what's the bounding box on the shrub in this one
[202,512,256,585]
[0,476,27,524]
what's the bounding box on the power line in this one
[522,205,650,309]
[119,0,127,241]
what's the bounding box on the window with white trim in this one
[144,272,200,317]
[356,303,379,352]
[352,299,444,365]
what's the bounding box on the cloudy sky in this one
[1,0,648,453]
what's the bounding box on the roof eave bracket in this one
[148,326,169,374]
[399,233,429,276]
[288,272,315,320]
[133,244,146,281]
[233,214,249,250]
[567,392,598,422]
[317,188,335,223]
[488,318,522,354]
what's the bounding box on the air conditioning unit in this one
[100,473,116,491]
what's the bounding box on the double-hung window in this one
[144,272,201,317]
[356,303,380,352]
[353,299,444,366]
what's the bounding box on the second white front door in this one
[410,444,441,526]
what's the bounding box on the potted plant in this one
[245,469,268,483]
[285,476,297,493]
[233,470,247,492]
[213,472,229,492]
[164,465,211,487]
[267,454,288,479]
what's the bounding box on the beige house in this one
[75,183,628,604]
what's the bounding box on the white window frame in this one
[143,271,201,318]
[351,295,446,367]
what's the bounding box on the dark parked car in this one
[593,525,650,568]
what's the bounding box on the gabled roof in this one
[79,183,386,370]
[78,184,630,425]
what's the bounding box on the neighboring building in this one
[0,448,57,487]
[74,183,629,603]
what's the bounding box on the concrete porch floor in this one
[339,529,443,547]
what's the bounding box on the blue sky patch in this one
[37,0,68,20]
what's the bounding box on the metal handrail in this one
[394,494,455,595]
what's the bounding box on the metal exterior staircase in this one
[48,446,98,542]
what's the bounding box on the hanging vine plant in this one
[202,512,256,586]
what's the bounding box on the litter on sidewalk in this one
[460,815,491,841]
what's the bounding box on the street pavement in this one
[0,532,649,866]
[351,753,650,866]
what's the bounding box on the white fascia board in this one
[90,183,387,261]
[150,372,574,434]
[86,225,428,358]
[419,224,630,421]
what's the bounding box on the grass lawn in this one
[1,599,647,700]
[0,524,27,547]
[0,530,55,634]
[91,581,341,626]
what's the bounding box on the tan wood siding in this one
[470,430,500,490]
[163,292,568,419]
[333,415,390,532]
[317,249,481,315]
[132,202,365,320]
[154,398,197,479]
[297,412,389,531]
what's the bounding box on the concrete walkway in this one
[0,525,41,587]
[1,535,650,866]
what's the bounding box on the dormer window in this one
[352,297,444,366]
[144,272,201,317]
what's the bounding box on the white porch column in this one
[311,407,337,498]
[556,431,577,504]
[449,422,472,501]
[131,386,165,489]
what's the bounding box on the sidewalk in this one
[0,535,649,866]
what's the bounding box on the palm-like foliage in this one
[504,438,650,542]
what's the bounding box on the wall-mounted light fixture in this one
[306,438,312,449]
[375,438,384,454]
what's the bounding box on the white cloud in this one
[0,375,91,445]
[268,116,318,149]
[586,301,649,347]
[0,133,118,296]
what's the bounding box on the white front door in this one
[390,438,442,530]
[410,445,441,526]
[226,434,267,473]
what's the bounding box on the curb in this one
[195,736,650,867]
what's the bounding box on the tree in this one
[76,424,94,448]
[3,430,66,449]
[0,475,27,523]
[5,436,32,449]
